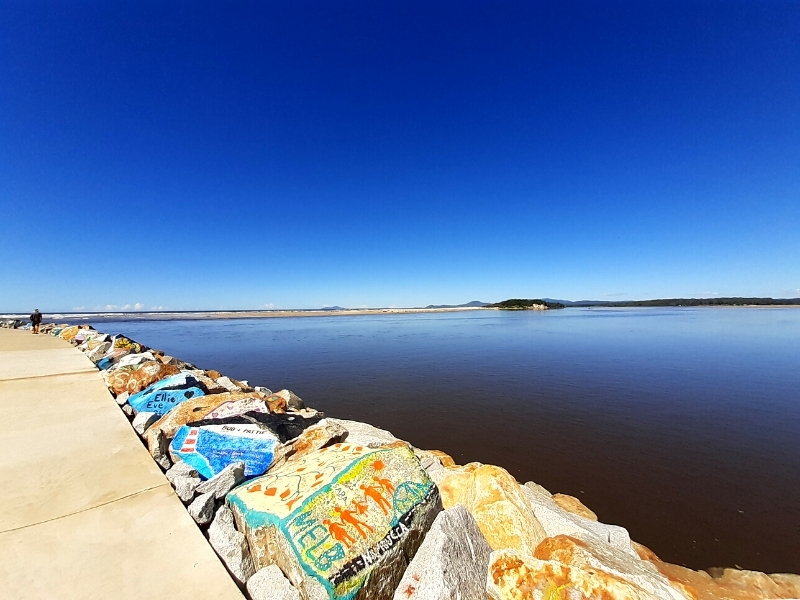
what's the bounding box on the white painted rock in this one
[132,411,158,435]
[208,506,255,585]
[188,491,216,525]
[247,565,301,600]
[392,505,491,600]
[330,419,400,448]
[228,442,441,600]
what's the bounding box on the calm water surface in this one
[96,308,800,573]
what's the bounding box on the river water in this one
[94,307,800,573]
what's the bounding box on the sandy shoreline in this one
[1,306,489,321]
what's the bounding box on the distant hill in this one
[488,299,566,310]
[424,300,489,309]
[319,306,345,311]
[571,297,800,307]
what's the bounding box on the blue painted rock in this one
[128,373,207,415]
[227,442,442,600]
[170,423,280,479]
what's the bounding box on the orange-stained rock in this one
[552,493,598,521]
[143,390,266,455]
[266,394,287,413]
[633,541,800,600]
[205,369,222,379]
[427,449,456,467]
[434,462,482,509]
[535,535,692,599]
[104,361,180,396]
[462,465,547,556]
[488,548,664,600]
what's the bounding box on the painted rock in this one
[87,341,112,363]
[170,422,280,479]
[109,334,145,354]
[143,391,269,456]
[104,361,181,398]
[228,442,442,600]
[127,372,207,415]
[58,325,81,341]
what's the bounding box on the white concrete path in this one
[0,329,244,599]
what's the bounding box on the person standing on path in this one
[30,309,42,334]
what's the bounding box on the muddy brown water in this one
[91,308,800,573]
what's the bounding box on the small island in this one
[488,298,566,310]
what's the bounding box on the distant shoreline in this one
[3,301,800,322]
[0,306,488,321]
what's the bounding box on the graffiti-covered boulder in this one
[95,335,146,370]
[104,361,180,398]
[127,372,207,415]
[227,442,442,600]
[143,391,270,460]
[170,422,281,480]
[58,325,82,342]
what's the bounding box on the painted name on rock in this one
[171,423,280,479]
[227,443,440,600]
[128,373,207,415]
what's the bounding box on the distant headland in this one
[2,297,798,324]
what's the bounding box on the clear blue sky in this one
[2,1,798,311]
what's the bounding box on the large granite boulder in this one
[227,441,442,600]
[519,484,636,557]
[208,505,256,585]
[392,505,491,600]
[104,361,180,397]
[435,463,546,556]
[127,372,208,415]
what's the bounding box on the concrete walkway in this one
[0,329,244,600]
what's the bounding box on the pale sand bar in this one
[0,329,243,600]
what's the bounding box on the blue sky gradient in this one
[2,1,799,311]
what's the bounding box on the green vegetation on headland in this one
[570,297,800,307]
[489,299,566,310]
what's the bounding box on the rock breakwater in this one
[19,319,799,600]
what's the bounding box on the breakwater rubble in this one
[9,318,799,600]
